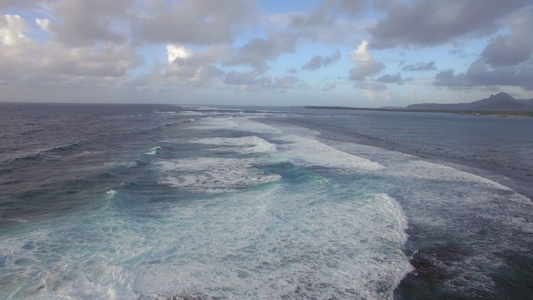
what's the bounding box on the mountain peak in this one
[472,91,523,110]
[404,91,532,111]
[489,91,514,100]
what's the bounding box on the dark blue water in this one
[1,103,532,299]
[0,103,192,223]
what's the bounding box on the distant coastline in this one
[304,106,533,117]
[304,92,533,117]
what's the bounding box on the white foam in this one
[187,116,383,173]
[193,136,276,154]
[277,134,384,172]
[187,117,239,130]
[155,110,178,115]
[178,110,206,116]
[232,117,283,134]
[106,190,117,198]
[145,146,161,156]
[156,158,281,193]
[0,165,412,300]
[190,115,281,134]
[383,159,532,205]
[125,187,410,299]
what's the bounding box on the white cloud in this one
[222,66,271,88]
[481,8,533,67]
[350,40,372,62]
[273,75,301,89]
[166,45,193,64]
[349,40,385,81]
[162,45,225,86]
[35,18,49,32]
[224,30,297,68]
[1,0,533,104]
[271,0,370,46]
[376,72,403,84]
[48,0,134,46]
[39,43,141,77]
[0,14,30,46]
[136,0,257,45]
[302,50,341,71]
[0,14,37,80]
[371,0,531,47]
[0,0,50,10]
[0,14,140,82]
[402,61,437,72]
[433,8,533,92]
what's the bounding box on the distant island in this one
[306,92,533,117]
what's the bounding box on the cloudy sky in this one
[1,0,533,107]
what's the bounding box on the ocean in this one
[1,102,532,299]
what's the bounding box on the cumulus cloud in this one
[224,30,297,68]
[0,0,49,10]
[376,72,403,84]
[302,50,340,71]
[0,14,30,46]
[434,59,533,90]
[164,45,225,86]
[136,0,257,45]
[371,0,531,47]
[224,70,259,86]
[266,0,370,45]
[39,43,141,77]
[223,71,303,90]
[35,18,50,32]
[402,61,437,72]
[273,75,301,89]
[289,0,368,28]
[349,40,385,81]
[349,59,385,81]
[0,14,36,79]
[167,45,193,64]
[166,64,224,85]
[434,8,533,91]
[481,8,533,67]
[0,12,141,83]
[48,0,134,46]
[349,40,372,62]
[223,69,271,89]
[2,0,533,104]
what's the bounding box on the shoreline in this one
[304,106,533,118]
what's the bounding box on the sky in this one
[1,0,533,107]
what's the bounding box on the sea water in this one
[0,103,532,299]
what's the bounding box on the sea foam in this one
[193,136,276,154]
[156,158,281,193]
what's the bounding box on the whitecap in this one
[277,134,384,172]
[156,158,281,193]
[106,190,117,199]
[193,136,276,154]
[145,146,161,156]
